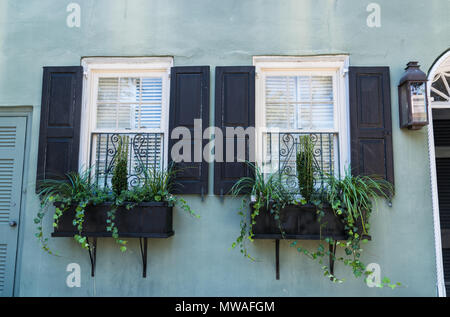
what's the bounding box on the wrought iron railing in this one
[262,132,340,192]
[89,132,164,188]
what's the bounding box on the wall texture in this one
[0,0,449,296]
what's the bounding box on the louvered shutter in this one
[433,116,450,294]
[434,119,450,230]
[349,67,394,185]
[443,249,450,295]
[37,67,83,187]
[214,66,255,195]
[169,66,209,195]
[0,117,26,297]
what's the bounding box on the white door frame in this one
[427,49,450,297]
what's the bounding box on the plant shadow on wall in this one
[231,135,400,289]
[35,135,198,255]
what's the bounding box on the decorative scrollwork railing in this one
[262,132,340,192]
[89,132,164,188]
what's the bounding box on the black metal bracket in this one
[275,239,280,280]
[329,240,337,278]
[139,238,148,278]
[220,188,225,203]
[86,237,97,277]
[272,239,337,281]
[85,237,149,278]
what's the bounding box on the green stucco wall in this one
[1,0,449,296]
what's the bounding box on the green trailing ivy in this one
[288,168,400,288]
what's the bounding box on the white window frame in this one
[253,55,350,177]
[79,57,173,172]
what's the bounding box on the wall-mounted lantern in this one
[398,61,429,130]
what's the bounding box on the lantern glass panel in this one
[410,82,427,123]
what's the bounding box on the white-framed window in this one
[253,55,350,187]
[80,57,173,187]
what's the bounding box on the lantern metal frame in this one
[398,61,429,130]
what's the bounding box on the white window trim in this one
[430,66,450,108]
[427,50,450,297]
[79,57,173,172]
[253,55,350,177]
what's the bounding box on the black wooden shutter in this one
[37,66,83,187]
[214,66,255,195]
[349,67,394,185]
[169,66,210,195]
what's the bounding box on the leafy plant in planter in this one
[290,167,398,287]
[231,134,399,288]
[35,169,111,253]
[295,137,396,286]
[296,135,319,203]
[107,135,130,250]
[230,163,293,260]
[117,165,198,218]
[35,161,198,254]
[230,136,330,260]
[291,171,396,278]
[112,135,129,196]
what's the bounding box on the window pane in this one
[141,77,162,102]
[119,78,140,102]
[117,104,133,129]
[138,104,162,129]
[311,76,333,102]
[139,78,162,129]
[98,78,118,101]
[301,103,334,129]
[265,76,296,129]
[265,75,334,130]
[96,76,163,130]
[97,104,117,129]
[266,103,295,128]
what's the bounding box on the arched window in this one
[431,64,450,104]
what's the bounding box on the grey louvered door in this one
[0,117,26,297]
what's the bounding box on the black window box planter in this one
[51,202,174,238]
[50,201,174,278]
[250,202,370,280]
[251,202,346,240]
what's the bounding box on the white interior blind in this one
[97,77,163,130]
[265,75,334,130]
